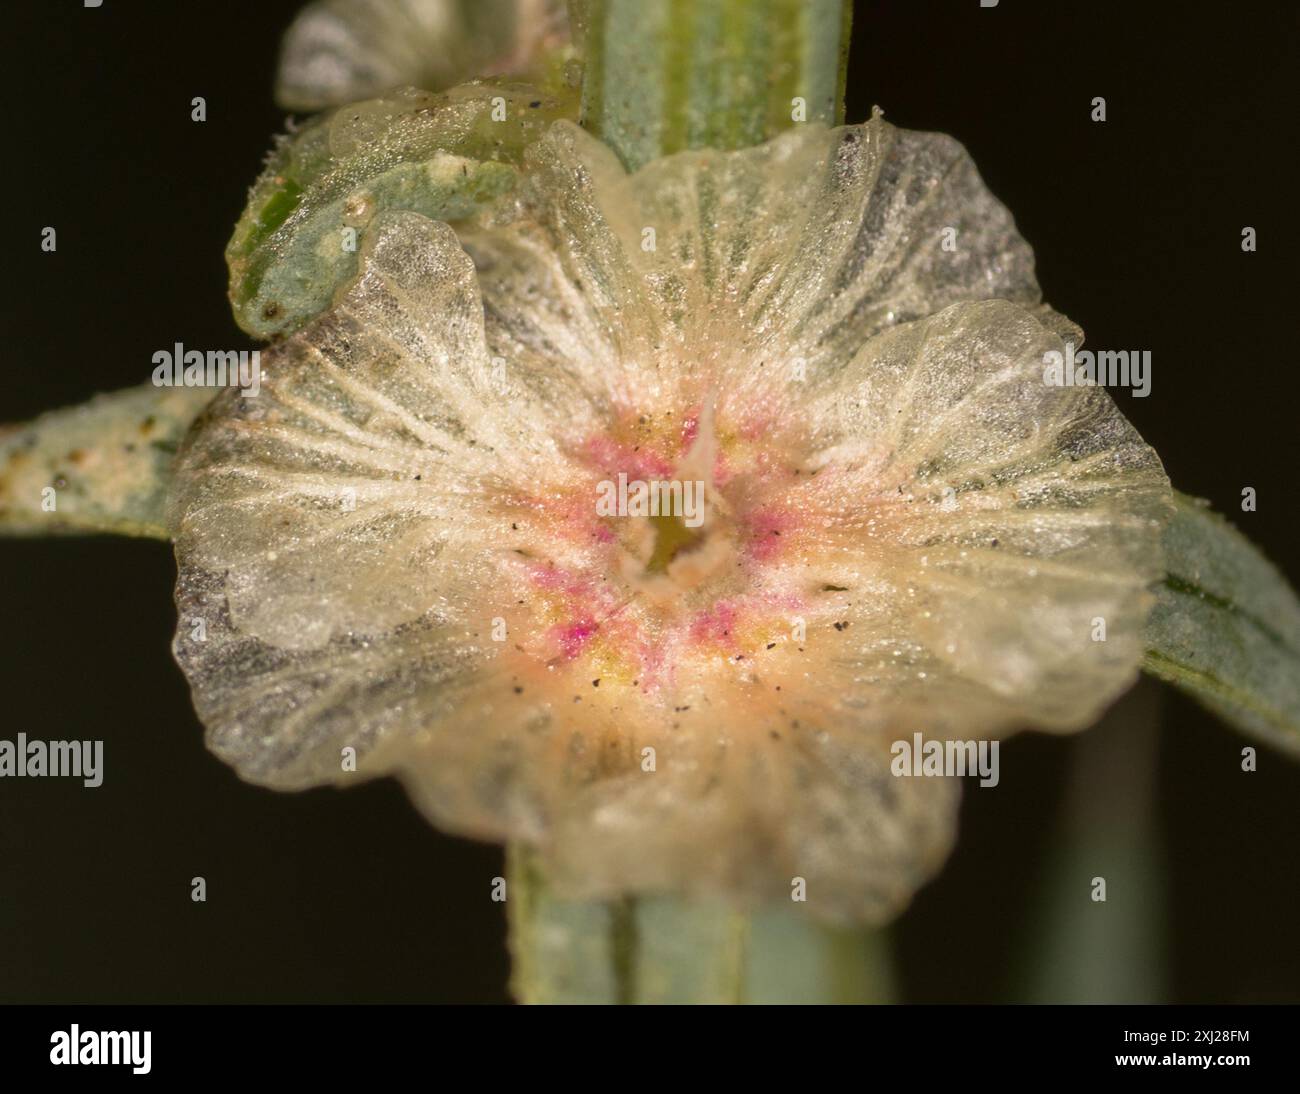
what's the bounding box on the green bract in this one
[226,81,578,339]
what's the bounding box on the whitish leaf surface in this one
[0,384,212,538]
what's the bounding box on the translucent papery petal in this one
[395,667,961,923]
[172,565,492,788]
[471,117,1043,417]
[460,126,666,411]
[174,211,595,653]
[755,299,1172,729]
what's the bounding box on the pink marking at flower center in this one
[743,508,793,561]
[583,434,674,480]
[555,619,599,660]
[689,600,740,647]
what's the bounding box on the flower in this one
[169,113,1171,922]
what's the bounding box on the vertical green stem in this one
[575,0,853,170]
[507,844,893,1004]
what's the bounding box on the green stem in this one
[507,844,892,1004]
[576,0,853,170]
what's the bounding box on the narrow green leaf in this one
[1143,492,1300,753]
[0,384,212,539]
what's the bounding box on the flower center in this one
[506,397,807,690]
[622,499,737,607]
[645,511,704,575]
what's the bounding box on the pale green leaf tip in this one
[0,384,212,540]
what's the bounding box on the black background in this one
[1,0,1296,1003]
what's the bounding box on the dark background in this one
[1,0,1295,1003]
